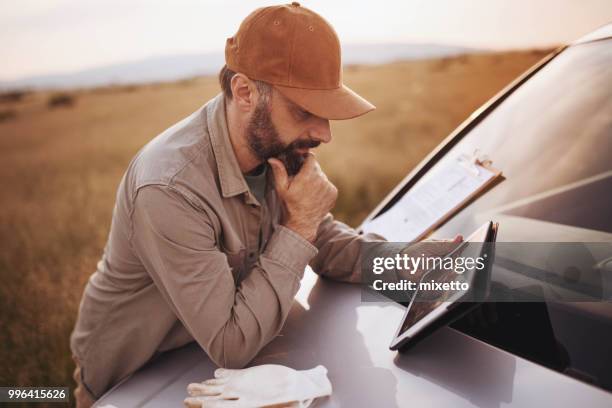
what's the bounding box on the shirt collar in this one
[206,93,250,198]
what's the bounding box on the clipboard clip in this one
[456,149,493,176]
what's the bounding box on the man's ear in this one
[230,73,257,112]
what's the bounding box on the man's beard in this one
[246,100,320,176]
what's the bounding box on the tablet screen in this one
[393,222,493,345]
[396,265,474,336]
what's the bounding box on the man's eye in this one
[297,109,312,120]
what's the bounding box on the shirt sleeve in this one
[129,185,317,368]
[309,213,386,283]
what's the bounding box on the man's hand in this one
[268,153,338,242]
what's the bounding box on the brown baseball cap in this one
[225,2,375,120]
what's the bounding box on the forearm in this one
[309,214,386,283]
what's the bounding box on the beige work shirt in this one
[70,93,383,399]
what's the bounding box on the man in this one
[70,3,459,406]
[70,3,382,406]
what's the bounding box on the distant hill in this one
[0,43,478,91]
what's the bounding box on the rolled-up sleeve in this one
[129,185,317,368]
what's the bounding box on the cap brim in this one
[274,83,375,120]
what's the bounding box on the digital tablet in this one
[389,221,498,350]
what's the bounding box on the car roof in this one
[573,22,612,44]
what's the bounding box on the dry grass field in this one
[0,49,550,405]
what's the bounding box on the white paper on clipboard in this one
[362,153,500,242]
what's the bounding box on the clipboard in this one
[362,150,504,242]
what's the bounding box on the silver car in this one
[95,24,612,407]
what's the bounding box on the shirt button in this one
[249,252,255,259]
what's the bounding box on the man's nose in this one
[309,118,332,144]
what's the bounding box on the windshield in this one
[412,39,612,391]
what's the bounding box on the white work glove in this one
[184,364,332,408]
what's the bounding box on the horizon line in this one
[0,41,564,84]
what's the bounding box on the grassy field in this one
[0,49,550,405]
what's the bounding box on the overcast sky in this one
[2,0,611,81]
